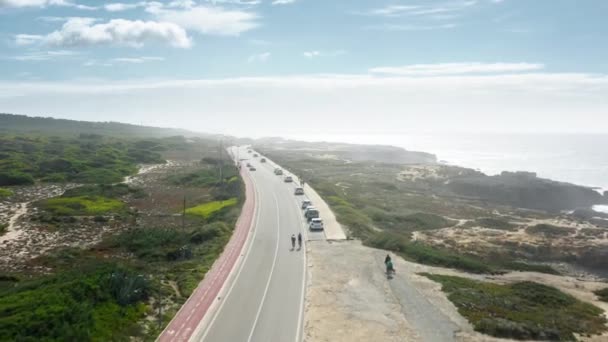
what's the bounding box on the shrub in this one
[423,274,607,341]
[594,288,608,302]
[0,172,34,186]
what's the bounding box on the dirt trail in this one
[0,202,29,244]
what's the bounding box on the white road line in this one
[246,192,281,342]
[294,196,307,342]
[198,161,264,342]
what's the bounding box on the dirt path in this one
[0,202,29,244]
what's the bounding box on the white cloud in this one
[247,52,270,63]
[1,71,607,135]
[364,23,457,31]
[369,62,544,75]
[104,2,142,12]
[152,5,259,36]
[272,0,295,5]
[11,49,79,61]
[303,50,346,58]
[0,0,96,9]
[17,17,192,48]
[362,1,477,17]
[111,56,164,63]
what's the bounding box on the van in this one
[305,207,319,221]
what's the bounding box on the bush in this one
[0,172,34,186]
[0,188,12,198]
[424,274,607,341]
[594,288,608,302]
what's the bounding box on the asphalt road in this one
[191,146,310,342]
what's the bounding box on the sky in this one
[0,0,607,137]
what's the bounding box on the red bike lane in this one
[158,168,256,342]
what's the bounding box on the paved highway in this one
[190,146,311,342]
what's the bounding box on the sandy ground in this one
[304,239,608,342]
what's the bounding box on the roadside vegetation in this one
[0,116,244,340]
[264,152,560,275]
[0,188,12,198]
[423,274,607,340]
[595,288,608,302]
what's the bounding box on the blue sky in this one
[0,0,607,136]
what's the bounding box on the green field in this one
[0,188,12,198]
[424,274,607,340]
[40,196,125,216]
[185,198,238,218]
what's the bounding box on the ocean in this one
[289,133,608,212]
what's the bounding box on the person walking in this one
[297,232,303,249]
[291,234,296,249]
[385,254,392,265]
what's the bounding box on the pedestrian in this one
[297,232,302,249]
[291,234,296,249]
[385,254,392,265]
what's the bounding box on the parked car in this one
[294,187,304,195]
[284,176,293,183]
[274,168,283,175]
[249,167,256,171]
[301,200,312,209]
[304,207,319,221]
[248,150,252,153]
[246,162,251,167]
[253,154,259,157]
[309,218,324,231]
[260,158,266,163]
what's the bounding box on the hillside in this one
[0,113,223,139]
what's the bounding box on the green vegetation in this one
[40,196,125,216]
[262,150,560,275]
[594,288,608,302]
[0,261,149,341]
[0,224,7,235]
[63,183,146,199]
[0,134,170,185]
[525,224,575,237]
[463,217,517,231]
[186,198,238,219]
[0,188,14,198]
[423,274,607,340]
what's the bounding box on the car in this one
[304,207,319,221]
[274,168,283,175]
[246,162,251,167]
[248,150,252,153]
[253,154,259,157]
[284,176,293,183]
[260,158,266,163]
[249,167,256,171]
[294,187,304,195]
[309,218,324,231]
[301,200,312,209]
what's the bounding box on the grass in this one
[0,261,149,342]
[0,188,13,198]
[423,274,607,340]
[0,223,7,235]
[594,288,608,302]
[463,217,517,231]
[525,224,576,237]
[41,196,125,216]
[185,198,238,219]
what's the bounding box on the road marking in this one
[198,158,263,342]
[246,192,281,342]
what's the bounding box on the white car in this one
[309,218,324,231]
[284,176,293,183]
[301,200,312,209]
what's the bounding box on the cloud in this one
[2,72,607,135]
[303,50,346,58]
[10,49,79,61]
[369,62,544,75]
[272,0,295,5]
[111,56,164,63]
[247,52,270,63]
[16,17,192,48]
[104,2,143,12]
[151,5,259,36]
[0,0,96,9]
[364,23,457,31]
[364,1,478,17]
